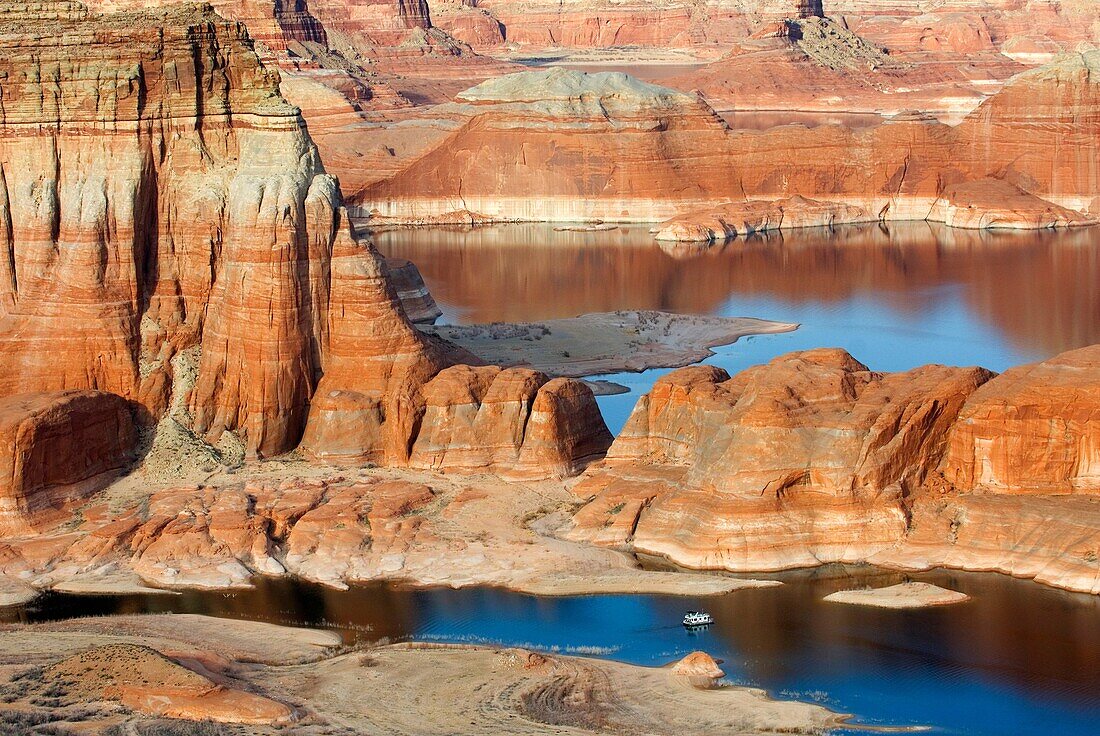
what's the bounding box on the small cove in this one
[375,221,1100,432]
[4,567,1100,735]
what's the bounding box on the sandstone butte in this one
[357,52,1100,229]
[565,346,1100,595]
[0,0,1099,604]
[0,1,610,533]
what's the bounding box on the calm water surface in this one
[5,567,1100,735]
[375,221,1100,431]
[243,220,1100,733]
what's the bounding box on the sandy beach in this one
[824,582,970,609]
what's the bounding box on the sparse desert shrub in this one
[104,720,244,736]
[0,708,60,735]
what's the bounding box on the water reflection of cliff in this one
[373,222,1100,361]
[693,566,1100,708]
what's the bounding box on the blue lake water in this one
[6,567,1100,735]
[201,219,1100,733]
[376,221,1100,432]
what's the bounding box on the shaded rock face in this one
[360,51,1099,227]
[567,350,994,570]
[0,391,135,533]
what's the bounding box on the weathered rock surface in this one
[359,51,1099,229]
[671,651,725,680]
[654,197,870,242]
[360,68,742,222]
[0,2,609,504]
[0,2,347,458]
[934,345,1100,495]
[0,392,135,534]
[0,462,774,596]
[567,344,1100,594]
[567,350,993,570]
[386,257,443,323]
[407,366,612,478]
[928,179,1098,229]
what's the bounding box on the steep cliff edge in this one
[0,2,349,459]
[567,345,1100,594]
[358,51,1099,228]
[0,1,609,492]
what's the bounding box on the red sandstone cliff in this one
[358,50,1099,229]
[567,345,1100,593]
[0,392,135,533]
[0,1,609,502]
[567,351,993,569]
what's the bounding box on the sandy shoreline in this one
[422,310,798,378]
[824,582,970,609]
[0,615,843,734]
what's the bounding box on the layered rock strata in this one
[567,351,993,569]
[567,345,1100,594]
[0,2,610,502]
[934,345,1100,495]
[0,392,135,533]
[359,51,1099,228]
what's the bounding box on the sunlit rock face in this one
[934,346,1100,496]
[568,344,1100,593]
[0,2,349,458]
[0,2,611,483]
[439,0,1094,56]
[567,350,994,570]
[430,0,822,50]
[404,367,612,478]
[359,50,1099,229]
[0,391,135,534]
[358,68,750,222]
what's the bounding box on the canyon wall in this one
[567,345,1100,593]
[0,0,610,516]
[427,0,1096,55]
[359,51,1099,227]
[0,1,352,459]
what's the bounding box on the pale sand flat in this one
[824,582,970,609]
[423,309,797,378]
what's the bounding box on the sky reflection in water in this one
[376,221,1099,432]
[5,568,1100,735]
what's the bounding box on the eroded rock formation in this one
[934,345,1100,495]
[567,344,1100,593]
[0,391,135,533]
[567,350,993,569]
[0,1,611,519]
[358,50,1100,229]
